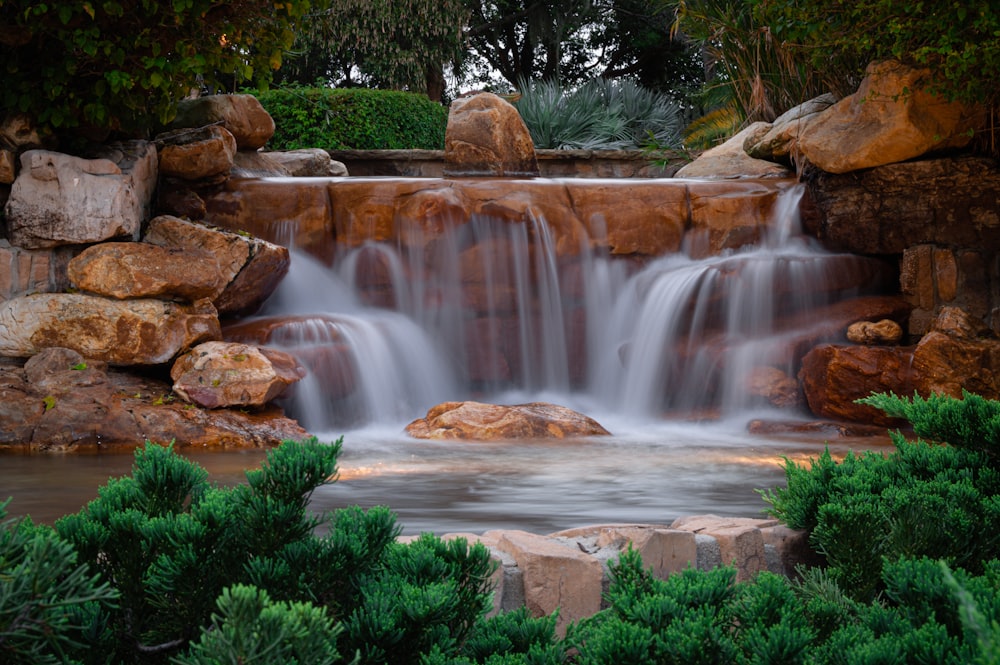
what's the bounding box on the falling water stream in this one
[1,180,894,533]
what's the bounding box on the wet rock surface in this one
[406,401,611,440]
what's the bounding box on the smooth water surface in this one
[1,420,892,535]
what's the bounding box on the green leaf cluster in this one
[256,85,448,150]
[0,0,314,141]
[763,391,1000,601]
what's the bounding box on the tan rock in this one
[846,319,904,345]
[488,529,603,635]
[171,341,305,408]
[156,124,237,182]
[744,94,837,165]
[68,242,225,302]
[670,515,776,581]
[143,215,290,317]
[674,122,792,179]
[170,93,276,150]
[0,293,221,365]
[444,93,539,177]
[264,148,348,176]
[5,142,157,249]
[798,60,982,174]
[405,401,611,440]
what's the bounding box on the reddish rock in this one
[745,366,802,408]
[0,293,221,365]
[170,93,276,151]
[156,124,237,182]
[406,401,611,440]
[144,215,290,317]
[171,341,305,409]
[444,93,539,177]
[798,344,916,426]
[685,178,795,257]
[68,242,224,301]
[0,347,309,451]
[911,330,1000,399]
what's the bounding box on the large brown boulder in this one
[406,401,611,440]
[4,142,157,249]
[444,93,539,177]
[170,93,275,151]
[0,347,309,451]
[156,124,237,183]
[143,215,290,317]
[170,341,305,409]
[0,293,221,364]
[67,242,225,302]
[797,60,981,174]
[800,156,1000,255]
[744,94,837,166]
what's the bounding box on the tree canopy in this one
[0,0,316,140]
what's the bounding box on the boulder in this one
[171,341,305,409]
[0,293,221,364]
[143,215,290,317]
[744,93,837,166]
[799,343,916,426]
[4,142,157,249]
[67,242,225,301]
[744,366,802,408]
[170,93,276,150]
[800,156,1000,255]
[797,60,982,174]
[263,148,348,176]
[444,93,539,177]
[0,347,309,451]
[406,401,611,440]
[846,319,904,345]
[674,122,792,179]
[156,124,237,182]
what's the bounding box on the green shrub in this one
[763,391,1000,601]
[45,438,497,664]
[0,501,117,664]
[514,77,683,150]
[256,85,448,150]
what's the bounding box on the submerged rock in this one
[406,401,611,440]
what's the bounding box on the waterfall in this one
[246,182,858,431]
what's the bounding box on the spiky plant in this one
[515,77,683,150]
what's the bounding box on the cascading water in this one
[248,180,872,432]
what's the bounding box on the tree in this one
[278,0,469,101]
[0,0,317,142]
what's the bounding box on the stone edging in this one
[400,514,815,634]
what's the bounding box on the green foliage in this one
[281,0,468,98]
[752,0,1000,108]
[256,85,448,150]
[0,500,117,665]
[763,391,1000,601]
[175,584,346,665]
[515,77,683,150]
[860,390,1000,462]
[0,0,313,141]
